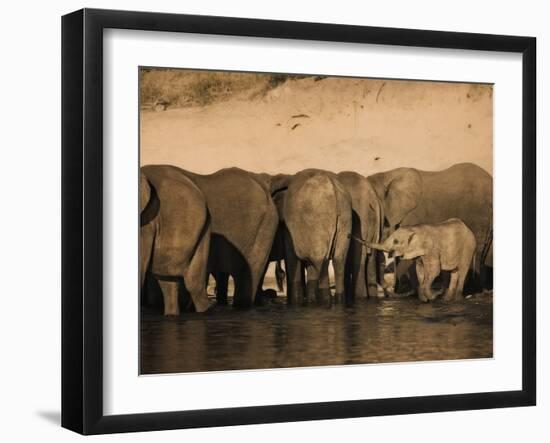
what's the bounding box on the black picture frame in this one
[61,8,536,435]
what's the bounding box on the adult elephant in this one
[283,169,352,304]
[337,171,384,299]
[140,166,211,316]
[180,167,279,308]
[368,163,493,291]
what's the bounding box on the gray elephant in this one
[337,171,384,299]
[368,218,476,302]
[140,166,211,316]
[283,169,352,303]
[178,167,279,308]
[368,163,492,292]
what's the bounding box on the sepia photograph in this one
[139,68,493,375]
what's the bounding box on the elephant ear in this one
[402,231,430,260]
[140,172,151,213]
[383,169,423,228]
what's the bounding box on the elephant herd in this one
[140,163,493,316]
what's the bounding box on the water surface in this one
[140,291,493,374]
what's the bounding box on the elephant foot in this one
[428,291,444,301]
[367,284,378,299]
[317,287,331,303]
[163,300,180,316]
[305,280,318,305]
[418,292,429,303]
[287,285,305,306]
[333,292,345,303]
[192,294,211,313]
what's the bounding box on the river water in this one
[140,289,493,375]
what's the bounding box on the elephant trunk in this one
[366,241,389,252]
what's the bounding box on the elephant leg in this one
[333,218,351,302]
[255,261,281,305]
[466,246,486,294]
[442,271,459,301]
[393,256,400,293]
[418,258,440,302]
[139,223,155,291]
[416,259,427,302]
[333,256,347,302]
[344,247,353,301]
[214,272,229,305]
[376,251,391,296]
[254,262,270,305]
[233,272,253,308]
[182,236,211,313]
[284,228,304,304]
[349,243,367,300]
[394,258,416,295]
[376,250,385,286]
[236,212,278,308]
[305,262,321,304]
[455,261,470,301]
[233,270,253,308]
[158,279,180,316]
[415,259,425,284]
[366,252,378,298]
[317,260,331,302]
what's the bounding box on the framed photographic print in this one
[61,8,536,435]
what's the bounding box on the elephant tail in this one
[140,181,160,227]
[327,176,344,261]
[480,227,493,267]
[327,213,339,262]
[188,208,211,266]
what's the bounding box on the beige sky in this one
[140,73,493,176]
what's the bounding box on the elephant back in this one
[181,167,278,257]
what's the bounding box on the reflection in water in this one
[140,293,493,374]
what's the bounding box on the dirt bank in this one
[140,75,493,176]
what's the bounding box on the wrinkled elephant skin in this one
[140,165,211,316]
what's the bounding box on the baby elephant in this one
[368,218,476,302]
